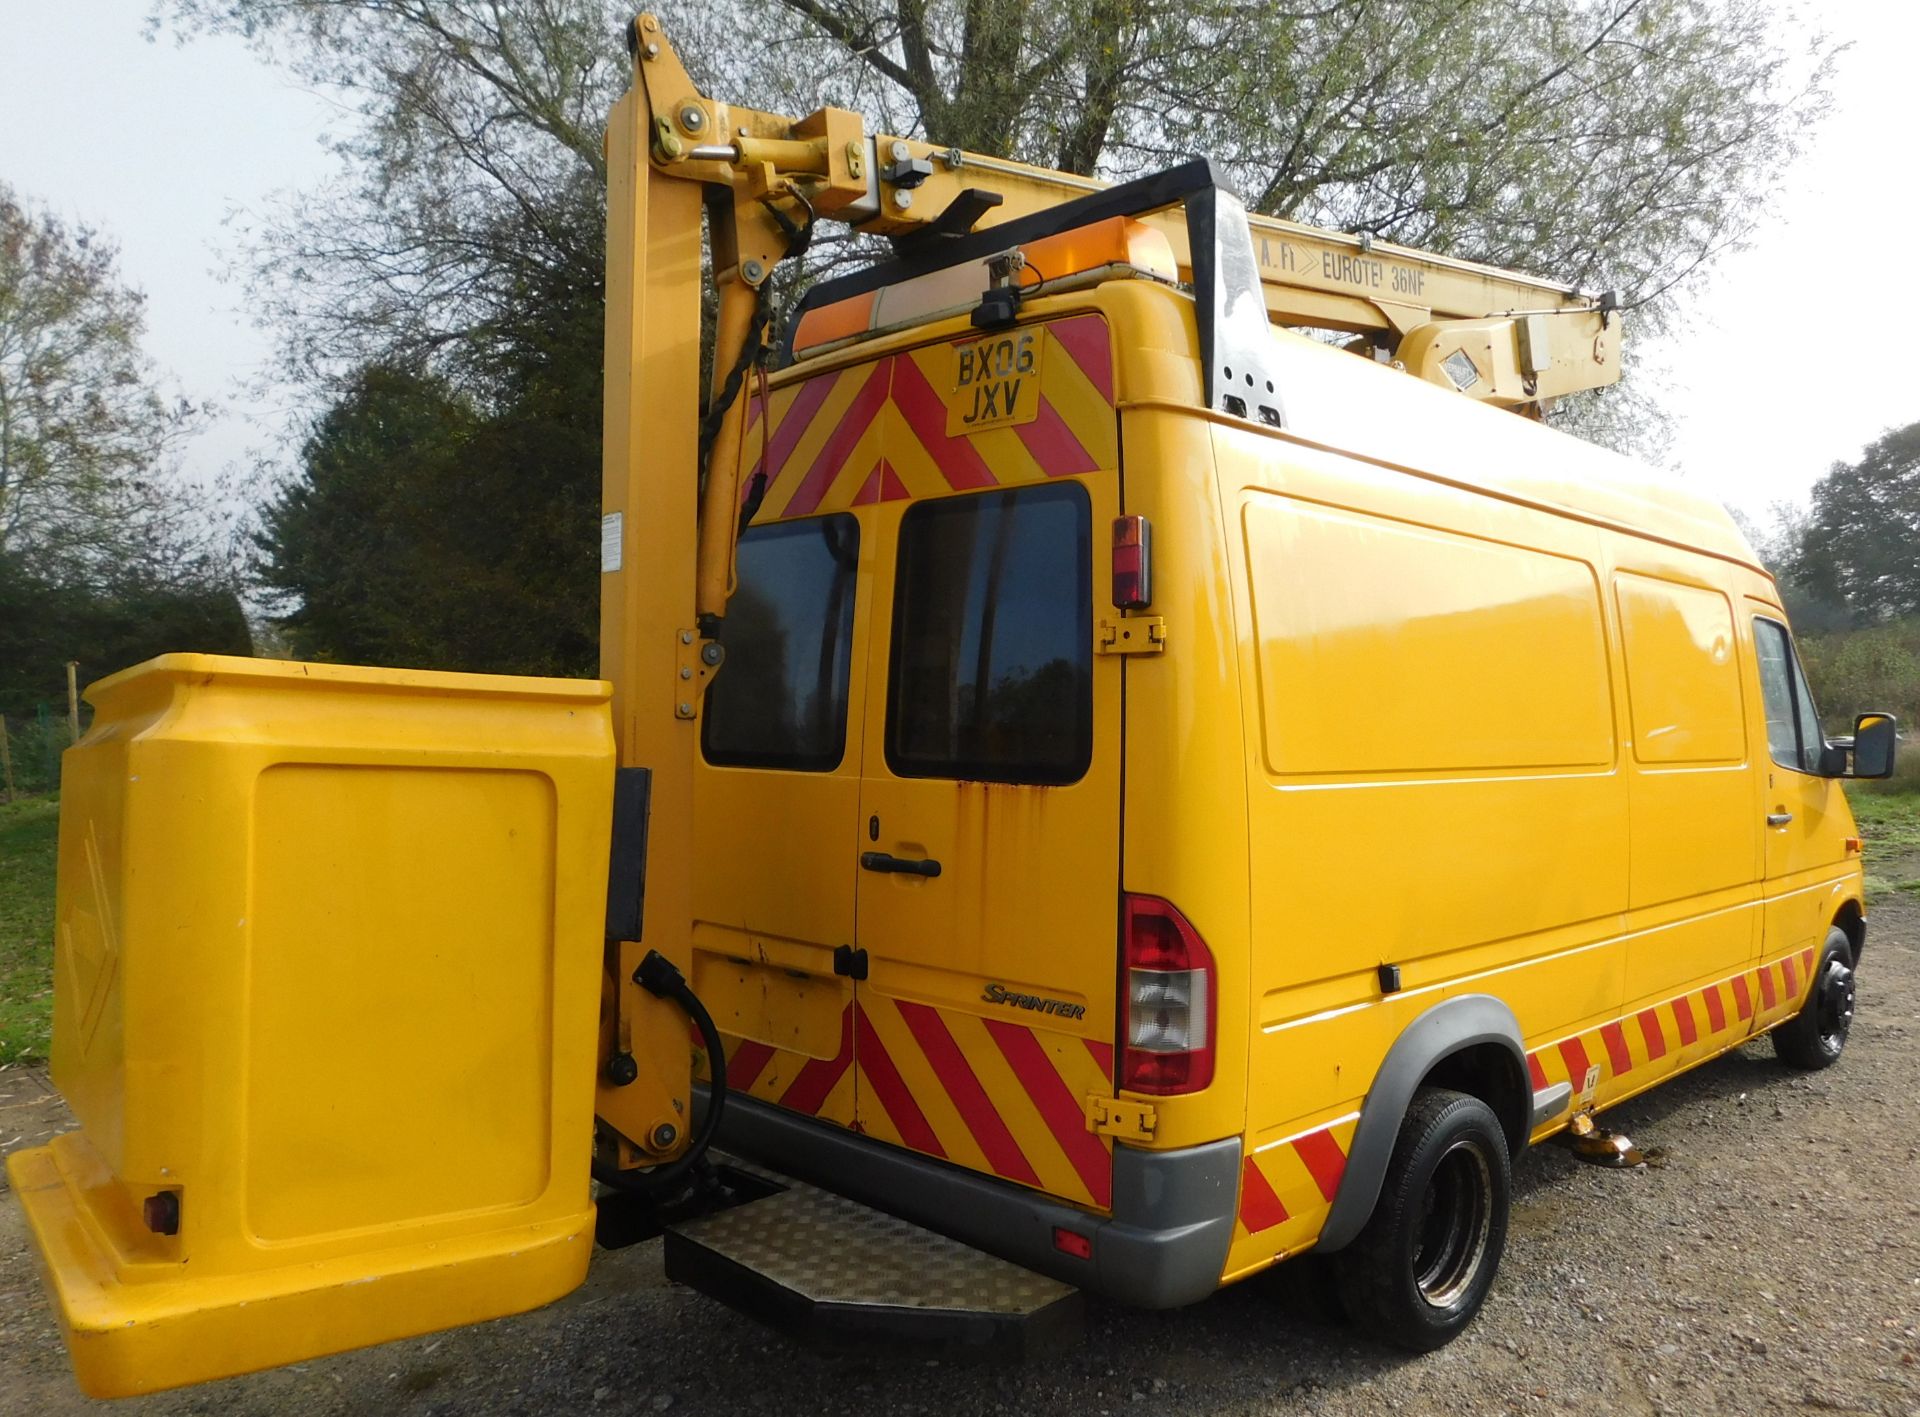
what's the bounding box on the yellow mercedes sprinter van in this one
[682,182,1896,1351]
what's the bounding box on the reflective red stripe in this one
[1048,315,1114,403]
[853,457,909,505]
[727,1040,775,1091]
[1782,955,1800,999]
[1801,947,1816,977]
[1292,1129,1348,1204]
[1084,1038,1115,1086]
[1558,1037,1592,1088]
[1600,1022,1633,1076]
[1702,985,1727,1033]
[1758,967,1778,1011]
[1527,1052,1548,1091]
[1672,996,1698,1047]
[894,1001,1037,1186]
[853,1004,945,1159]
[777,1006,854,1116]
[756,369,836,484]
[1013,395,1099,476]
[985,1020,1111,1208]
[1637,1010,1667,1061]
[1731,975,1753,1021]
[1238,1157,1289,1234]
[890,354,997,489]
[781,358,893,517]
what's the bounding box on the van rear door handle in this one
[1767,812,1794,827]
[860,851,942,878]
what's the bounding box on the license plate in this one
[948,329,1043,436]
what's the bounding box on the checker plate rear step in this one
[663,1174,1082,1354]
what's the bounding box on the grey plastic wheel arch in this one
[1313,993,1528,1254]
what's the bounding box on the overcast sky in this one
[2,0,1915,528]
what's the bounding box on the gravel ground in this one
[5,862,1919,1417]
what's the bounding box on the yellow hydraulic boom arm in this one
[594,13,1624,1176]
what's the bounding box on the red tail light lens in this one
[1112,515,1152,610]
[1120,894,1215,1094]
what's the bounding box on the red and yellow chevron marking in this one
[700,997,1116,1212]
[857,992,1115,1211]
[1526,946,1819,1111]
[739,314,1117,522]
[1225,945,1822,1275]
[1232,1115,1360,1261]
[694,1011,858,1128]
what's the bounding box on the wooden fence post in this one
[66,661,81,743]
[0,717,14,803]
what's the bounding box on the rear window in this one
[885,483,1092,785]
[703,515,858,771]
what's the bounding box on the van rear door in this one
[849,318,1123,1212]
[693,510,870,1131]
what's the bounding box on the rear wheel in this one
[1334,1088,1509,1352]
[1772,926,1855,1071]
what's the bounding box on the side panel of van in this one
[1608,561,1760,1027]
[1213,426,1631,1273]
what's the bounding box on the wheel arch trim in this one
[1314,993,1528,1253]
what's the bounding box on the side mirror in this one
[1849,712,1898,780]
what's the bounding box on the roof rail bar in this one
[780,159,1284,428]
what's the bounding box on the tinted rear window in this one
[886,483,1092,785]
[703,515,858,771]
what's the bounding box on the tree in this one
[159,1,620,386]
[163,0,1831,667]
[1786,421,1920,623]
[167,0,1828,379]
[0,552,253,721]
[256,364,599,674]
[0,184,206,587]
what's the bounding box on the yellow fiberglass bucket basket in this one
[5,654,613,1398]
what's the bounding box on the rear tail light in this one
[1112,515,1152,610]
[1120,894,1215,1094]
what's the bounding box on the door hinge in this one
[1086,1094,1157,1142]
[674,628,724,719]
[1096,616,1166,656]
[832,944,869,980]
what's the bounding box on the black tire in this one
[1333,1088,1510,1353]
[1772,926,1856,1071]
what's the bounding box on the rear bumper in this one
[711,1090,1239,1308]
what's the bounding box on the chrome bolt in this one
[680,630,694,644]
[679,666,692,680]
[678,104,705,133]
[678,701,692,716]
[700,642,725,666]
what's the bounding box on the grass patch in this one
[0,795,60,1064]
[1845,786,1920,852]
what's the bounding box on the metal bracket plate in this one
[674,629,722,719]
[1086,1095,1157,1142]
[1097,617,1166,656]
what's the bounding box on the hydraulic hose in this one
[592,949,727,1199]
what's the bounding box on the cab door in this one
[692,511,870,1128]
[1748,607,1851,1012]
[852,476,1123,1212]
